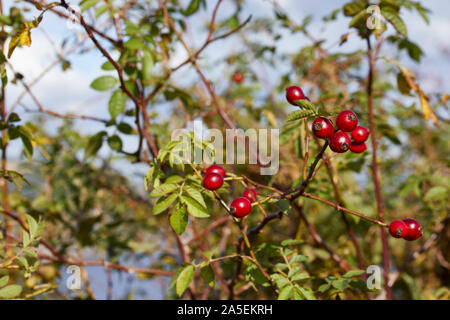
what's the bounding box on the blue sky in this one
[4,0,450,299]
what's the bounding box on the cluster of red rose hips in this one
[286,86,370,154]
[389,218,423,241]
[287,86,423,241]
[202,164,256,218]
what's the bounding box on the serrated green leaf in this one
[298,287,316,300]
[150,183,179,197]
[290,254,308,264]
[278,284,294,300]
[183,185,206,209]
[176,264,195,297]
[294,99,318,113]
[332,279,349,291]
[271,274,290,289]
[170,204,188,235]
[22,230,30,247]
[286,109,315,122]
[181,195,210,218]
[26,215,38,238]
[154,193,178,215]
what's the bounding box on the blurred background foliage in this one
[0,0,448,299]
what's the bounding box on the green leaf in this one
[290,254,308,264]
[286,109,315,122]
[80,0,99,12]
[107,135,123,151]
[150,183,179,197]
[278,285,294,300]
[0,284,22,299]
[109,90,127,120]
[200,262,215,287]
[101,61,115,71]
[142,49,153,83]
[298,287,316,300]
[183,185,206,209]
[319,283,331,293]
[281,239,304,247]
[170,205,188,235]
[181,195,210,218]
[117,122,134,135]
[26,215,38,238]
[271,274,290,289]
[165,176,185,184]
[22,229,30,247]
[348,9,368,28]
[294,99,318,113]
[291,273,310,282]
[0,276,9,288]
[381,8,408,38]
[343,1,365,17]
[154,193,178,215]
[124,37,144,50]
[182,0,201,16]
[20,133,33,159]
[424,186,447,202]
[332,279,349,291]
[7,113,20,123]
[342,269,366,278]
[176,264,195,297]
[84,131,106,160]
[90,76,118,91]
[397,72,412,94]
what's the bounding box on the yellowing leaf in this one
[419,91,438,125]
[389,59,439,126]
[7,20,41,58]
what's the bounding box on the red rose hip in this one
[233,72,243,83]
[389,220,408,238]
[404,230,423,241]
[336,110,358,132]
[329,132,351,153]
[312,117,334,139]
[350,141,367,153]
[286,86,307,106]
[351,126,370,143]
[402,218,423,241]
[202,173,224,191]
[230,197,252,218]
[242,188,257,202]
[204,164,226,178]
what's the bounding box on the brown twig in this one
[365,32,391,299]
